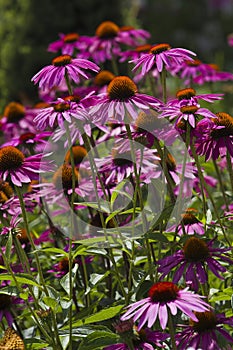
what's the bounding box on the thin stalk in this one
[213,158,228,210]
[160,67,167,103]
[168,310,177,350]
[226,151,233,194]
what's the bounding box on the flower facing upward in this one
[157,237,232,291]
[130,43,196,75]
[175,311,233,350]
[195,112,233,160]
[90,76,162,123]
[167,208,205,236]
[31,55,100,90]
[0,146,53,186]
[120,281,210,330]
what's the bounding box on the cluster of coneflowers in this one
[0,20,233,350]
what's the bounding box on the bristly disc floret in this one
[190,311,217,332]
[52,55,72,66]
[183,237,210,262]
[148,281,179,302]
[211,112,233,139]
[150,43,171,55]
[95,21,120,38]
[0,146,25,172]
[176,88,196,100]
[107,76,137,100]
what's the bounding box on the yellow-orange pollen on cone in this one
[95,21,120,38]
[211,112,233,139]
[52,164,80,191]
[52,55,72,66]
[180,105,198,114]
[176,88,196,100]
[190,311,217,332]
[150,43,171,55]
[53,102,70,112]
[65,145,87,166]
[135,110,159,131]
[107,76,137,100]
[63,33,79,43]
[183,236,210,262]
[3,102,25,123]
[0,146,25,172]
[94,70,115,87]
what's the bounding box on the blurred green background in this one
[0,0,232,110]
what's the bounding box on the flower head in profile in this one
[31,55,100,90]
[90,75,162,123]
[130,43,196,75]
[195,112,233,160]
[117,25,151,46]
[175,311,233,350]
[121,281,210,330]
[157,236,232,291]
[167,208,205,236]
[167,87,223,107]
[0,146,53,186]
[160,103,217,128]
[47,32,93,57]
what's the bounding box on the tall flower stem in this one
[14,186,63,349]
[226,151,233,194]
[168,310,177,350]
[160,67,167,103]
[213,158,228,210]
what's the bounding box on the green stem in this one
[226,151,233,194]
[168,310,177,350]
[213,158,228,210]
[160,67,167,103]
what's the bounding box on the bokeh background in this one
[0,0,233,110]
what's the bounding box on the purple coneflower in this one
[119,44,152,63]
[120,281,210,330]
[47,32,93,57]
[117,25,150,46]
[157,236,232,291]
[175,311,233,350]
[167,208,205,236]
[31,54,100,90]
[89,75,162,123]
[89,21,123,63]
[131,43,196,75]
[33,97,88,130]
[0,146,53,187]
[167,87,223,107]
[228,33,233,47]
[159,103,217,128]
[195,112,233,160]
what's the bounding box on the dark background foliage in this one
[0,0,232,110]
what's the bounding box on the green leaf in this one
[67,305,124,328]
[78,330,119,350]
[0,274,42,288]
[5,232,12,261]
[60,265,78,294]
[89,272,110,287]
[42,296,58,310]
[39,247,69,257]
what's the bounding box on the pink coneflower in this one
[167,87,223,107]
[89,76,162,123]
[47,32,93,57]
[33,97,88,130]
[159,103,217,128]
[121,281,210,330]
[167,208,205,236]
[194,63,233,84]
[175,311,233,350]
[195,112,233,160]
[118,26,151,46]
[31,55,100,90]
[89,21,123,63]
[119,44,152,63]
[94,143,160,185]
[0,146,53,187]
[131,43,196,75]
[157,236,232,291]
[171,59,212,85]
